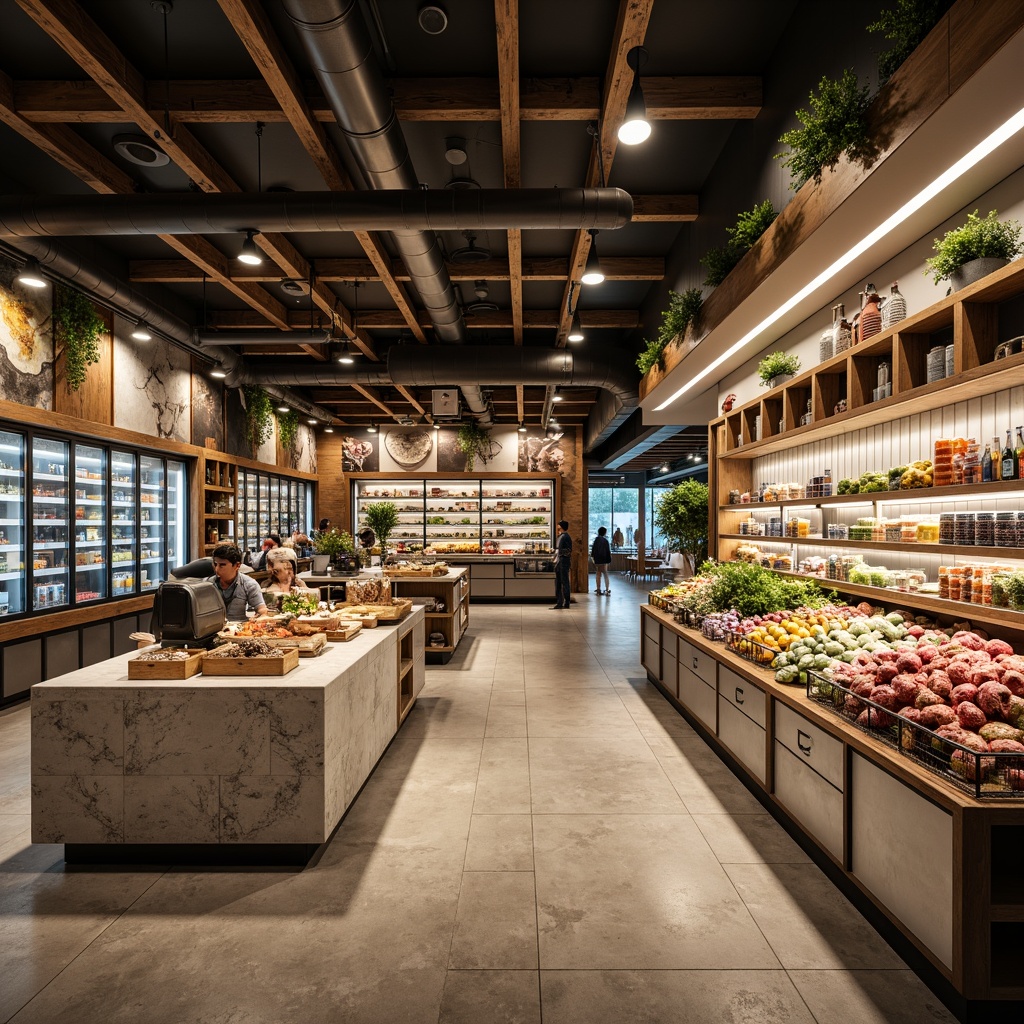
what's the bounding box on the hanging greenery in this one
[457,421,492,471]
[277,408,300,455]
[869,0,954,83]
[636,337,666,376]
[700,199,778,287]
[636,288,703,376]
[243,384,274,457]
[776,69,872,191]
[54,285,105,393]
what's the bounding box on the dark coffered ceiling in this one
[0,0,800,459]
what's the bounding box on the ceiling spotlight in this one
[210,368,227,379]
[518,422,527,433]
[130,321,153,342]
[580,229,605,285]
[552,387,563,402]
[237,230,263,266]
[367,423,378,434]
[307,418,318,426]
[661,464,670,473]
[618,46,651,146]
[337,340,355,365]
[432,422,440,431]
[567,309,584,343]
[15,258,47,289]
[324,426,334,433]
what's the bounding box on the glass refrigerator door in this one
[269,477,281,537]
[0,429,25,617]
[73,444,107,602]
[111,450,137,595]
[140,455,165,591]
[31,437,69,610]
[257,475,270,541]
[164,459,186,586]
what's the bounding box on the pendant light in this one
[618,46,651,146]
[517,422,527,433]
[238,230,263,266]
[566,280,585,342]
[337,340,354,364]
[580,230,605,286]
[15,258,47,289]
[130,321,153,342]
[367,422,378,434]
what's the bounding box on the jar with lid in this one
[996,511,1017,547]
[916,520,940,543]
[939,513,955,544]
[974,512,995,547]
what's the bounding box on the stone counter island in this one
[31,608,425,865]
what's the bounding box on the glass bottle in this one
[993,436,1003,481]
[982,445,993,482]
[882,281,908,330]
[1003,429,1017,481]
[1016,427,1024,480]
[833,303,852,355]
[859,284,883,341]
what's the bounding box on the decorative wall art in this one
[0,256,53,409]
[113,319,190,441]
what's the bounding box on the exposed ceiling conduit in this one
[9,238,338,425]
[0,188,632,239]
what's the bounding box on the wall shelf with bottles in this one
[201,455,236,552]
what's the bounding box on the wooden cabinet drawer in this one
[661,653,678,698]
[643,613,660,641]
[774,703,844,791]
[642,634,660,676]
[774,741,843,861]
[718,695,766,783]
[718,667,766,729]
[678,637,715,687]
[678,665,716,730]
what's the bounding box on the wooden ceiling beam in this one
[351,384,397,419]
[631,195,699,222]
[212,309,639,330]
[13,76,762,123]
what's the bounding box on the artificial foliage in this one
[757,351,801,387]
[54,285,105,393]
[868,0,954,83]
[457,420,492,470]
[277,409,300,455]
[242,384,274,457]
[776,68,872,190]
[636,338,666,375]
[700,199,777,287]
[924,209,1023,284]
[653,480,709,573]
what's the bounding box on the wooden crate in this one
[219,632,328,657]
[342,598,413,622]
[201,648,300,676]
[128,649,205,679]
[336,612,378,628]
[326,622,363,642]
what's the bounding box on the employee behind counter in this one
[209,543,268,619]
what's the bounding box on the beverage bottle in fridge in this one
[993,436,1003,480]
[1017,427,1024,480]
[982,444,993,482]
[1002,430,1017,480]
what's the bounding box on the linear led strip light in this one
[655,105,1024,412]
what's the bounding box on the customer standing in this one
[551,519,572,610]
[591,526,612,595]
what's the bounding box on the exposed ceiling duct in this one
[0,188,632,239]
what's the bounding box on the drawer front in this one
[717,695,766,783]
[471,578,505,597]
[774,703,844,791]
[718,667,766,729]
[774,741,843,861]
[678,637,715,687]
[661,653,678,699]
[472,564,506,578]
[642,634,660,676]
[643,613,660,641]
[678,665,716,729]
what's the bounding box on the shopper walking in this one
[551,519,572,609]
[591,526,612,594]
[612,525,624,549]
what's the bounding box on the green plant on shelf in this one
[312,527,354,558]
[54,285,105,393]
[700,200,777,287]
[757,351,801,387]
[868,0,953,84]
[276,409,300,462]
[924,209,1023,284]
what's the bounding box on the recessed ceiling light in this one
[418,3,448,34]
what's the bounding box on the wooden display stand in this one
[201,453,236,554]
[387,568,470,662]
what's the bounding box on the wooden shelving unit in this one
[201,453,236,553]
[387,568,470,662]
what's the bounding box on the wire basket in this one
[648,592,675,611]
[674,606,703,629]
[807,670,1024,798]
[726,630,777,667]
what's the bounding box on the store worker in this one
[264,547,313,596]
[551,519,573,610]
[254,533,281,571]
[210,543,268,619]
[591,526,612,595]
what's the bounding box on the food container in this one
[915,520,940,543]
[994,335,1024,360]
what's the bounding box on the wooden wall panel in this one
[53,308,113,425]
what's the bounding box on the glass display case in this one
[236,469,314,558]
[352,477,556,554]
[0,422,190,619]
[0,430,25,617]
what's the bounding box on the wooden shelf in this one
[720,534,1024,559]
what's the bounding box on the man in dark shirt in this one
[552,519,572,610]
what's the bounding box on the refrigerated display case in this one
[236,469,314,558]
[111,450,136,596]
[32,437,69,610]
[73,444,107,602]
[0,430,25,617]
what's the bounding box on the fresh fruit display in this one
[900,460,934,488]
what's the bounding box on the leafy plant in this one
[277,409,300,455]
[281,591,319,616]
[654,480,709,574]
[457,421,492,470]
[243,384,274,457]
[312,527,354,557]
[924,209,1023,284]
[54,285,105,393]
[658,287,703,345]
[700,200,778,287]
[636,337,665,375]
[776,68,872,190]
[695,561,825,618]
[757,351,801,386]
[868,0,953,83]
[364,501,399,556]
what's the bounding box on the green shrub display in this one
[700,200,777,287]
[868,0,954,83]
[924,209,1023,284]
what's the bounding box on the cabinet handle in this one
[693,656,699,670]
[734,686,744,705]
[797,729,812,755]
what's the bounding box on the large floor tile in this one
[474,738,531,813]
[533,814,779,969]
[464,814,534,871]
[657,752,765,814]
[540,969,815,1024]
[726,862,907,970]
[439,970,540,1024]
[692,813,811,864]
[530,759,685,814]
[448,872,538,969]
[787,969,959,1023]
[485,704,528,737]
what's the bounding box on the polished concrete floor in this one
[0,581,958,1023]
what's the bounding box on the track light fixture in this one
[15,258,47,289]
[432,421,441,430]
[566,281,585,342]
[307,418,317,426]
[278,405,289,413]
[323,426,334,433]
[210,368,227,379]
[367,423,378,434]
[238,230,263,266]
[517,422,527,433]
[552,386,563,402]
[618,46,651,146]
[580,230,605,286]
[130,321,153,342]
[337,339,354,365]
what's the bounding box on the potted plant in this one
[757,351,801,388]
[653,480,709,577]
[312,527,355,574]
[925,209,1023,291]
[364,501,399,565]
